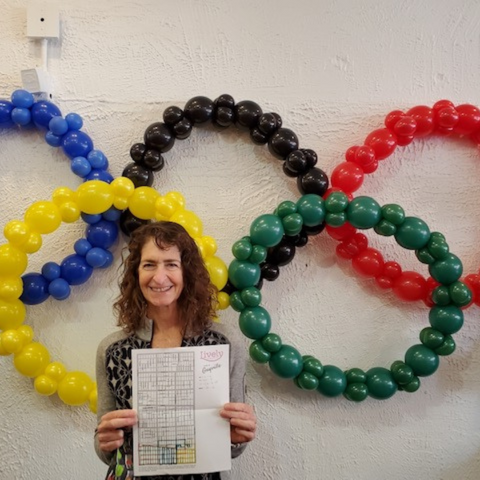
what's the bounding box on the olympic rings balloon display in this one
[228,193,471,401]
[326,100,480,308]
[0,178,229,412]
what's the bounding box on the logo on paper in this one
[200,349,224,362]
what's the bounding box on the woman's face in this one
[138,238,184,312]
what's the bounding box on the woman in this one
[95,221,256,480]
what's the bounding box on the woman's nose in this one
[152,266,167,282]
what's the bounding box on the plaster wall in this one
[0,1,480,479]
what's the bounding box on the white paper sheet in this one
[132,344,231,476]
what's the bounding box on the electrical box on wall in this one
[27,1,60,39]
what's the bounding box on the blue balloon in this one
[48,278,71,300]
[41,261,61,281]
[86,247,109,268]
[87,150,108,170]
[11,107,32,126]
[99,250,115,269]
[81,212,102,225]
[20,273,50,305]
[103,207,122,222]
[60,254,93,285]
[61,130,93,158]
[31,101,62,129]
[49,116,69,135]
[85,169,114,183]
[0,100,14,125]
[71,156,92,178]
[65,112,83,130]
[11,89,34,108]
[86,220,118,249]
[45,131,63,147]
[74,238,93,256]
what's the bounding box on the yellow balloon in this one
[129,187,159,220]
[155,196,176,218]
[89,384,98,414]
[113,196,129,210]
[76,180,113,215]
[165,191,186,209]
[0,342,10,356]
[59,201,81,223]
[1,329,25,354]
[217,291,230,310]
[17,232,42,254]
[24,201,62,234]
[0,298,26,331]
[111,176,135,198]
[204,255,228,290]
[34,374,57,396]
[52,186,76,206]
[201,236,217,257]
[194,239,206,259]
[17,325,34,343]
[44,361,67,382]
[0,244,28,277]
[57,371,94,406]
[4,221,30,246]
[171,210,203,238]
[0,276,23,300]
[14,342,50,378]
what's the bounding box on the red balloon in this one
[394,116,417,136]
[464,274,480,307]
[323,187,353,201]
[383,261,402,279]
[331,161,364,194]
[352,248,384,278]
[393,271,427,302]
[375,275,393,290]
[436,106,459,129]
[352,233,368,252]
[433,100,455,112]
[361,158,379,173]
[326,222,356,241]
[384,110,404,130]
[406,105,434,137]
[345,145,359,162]
[336,243,354,260]
[396,135,414,146]
[364,128,397,160]
[454,104,480,136]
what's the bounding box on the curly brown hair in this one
[113,221,217,336]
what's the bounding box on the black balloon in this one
[255,278,264,291]
[301,148,318,168]
[260,263,280,281]
[303,222,326,236]
[163,106,184,125]
[130,143,147,164]
[213,106,235,128]
[184,96,214,124]
[282,162,298,178]
[250,127,269,145]
[143,149,164,171]
[267,237,296,266]
[285,150,308,174]
[286,230,309,247]
[214,94,235,109]
[144,122,175,153]
[119,210,150,236]
[297,167,329,196]
[172,117,193,139]
[268,128,299,160]
[221,280,235,295]
[258,112,281,137]
[234,100,262,129]
[122,163,153,188]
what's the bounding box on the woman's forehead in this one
[140,238,181,258]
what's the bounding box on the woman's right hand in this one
[96,409,138,453]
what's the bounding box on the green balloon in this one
[250,214,284,248]
[346,196,382,229]
[302,357,324,379]
[427,236,449,260]
[381,204,405,225]
[419,327,445,349]
[229,291,246,312]
[429,253,463,285]
[296,371,319,390]
[343,382,369,402]
[345,368,367,384]
[366,367,398,399]
[269,345,303,378]
[399,376,420,393]
[431,286,451,306]
[429,305,464,335]
[275,200,297,218]
[239,307,271,340]
[326,212,347,227]
[232,238,252,260]
[282,213,304,236]
[317,365,347,397]
[249,341,271,363]
[228,259,261,289]
[449,281,472,307]
[435,336,456,356]
[374,219,396,237]
[390,361,414,385]
[240,287,262,307]
[394,216,431,250]
[248,244,267,264]
[405,344,439,377]
[325,191,349,213]
[261,333,282,353]
[296,194,325,227]
[415,247,436,265]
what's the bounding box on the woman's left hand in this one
[220,402,256,444]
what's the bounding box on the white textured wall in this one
[1,1,480,479]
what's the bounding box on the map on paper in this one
[132,344,231,477]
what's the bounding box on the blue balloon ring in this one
[0,89,117,304]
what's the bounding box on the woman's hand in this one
[220,402,256,444]
[96,409,138,453]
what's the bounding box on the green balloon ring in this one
[228,193,471,402]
